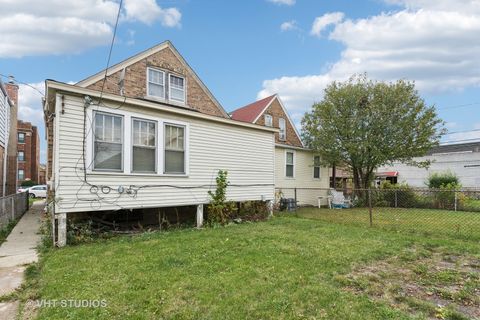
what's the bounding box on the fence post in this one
[394,189,398,208]
[368,189,373,227]
[454,190,457,212]
[294,187,297,211]
[11,196,15,220]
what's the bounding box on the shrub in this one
[21,180,37,187]
[206,170,237,225]
[237,201,269,221]
[427,171,460,189]
[379,181,417,208]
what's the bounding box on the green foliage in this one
[21,180,37,187]
[207,170,237,225]
[0,219,18,244]
[237,201,269,221]
[379,181,417,208]
[302,74,445,189]
[427,171,460,189]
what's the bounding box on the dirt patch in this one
[337,246,480,319]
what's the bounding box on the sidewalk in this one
[0,200,44,320]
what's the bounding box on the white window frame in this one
[92,111,124,172]
[279,118,286,141]
[168,74,186,104]
[85,105,189,177]
[264,114,273,127]
[285,150,295,178]
[18,132,25,143]
[164,123,186,174]
[146,67,166,100]
[313,155,321,180]
[131,117,157,174]
[18,151,25,162]
[18,169,24,180]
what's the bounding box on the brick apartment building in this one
[17,120,40,186]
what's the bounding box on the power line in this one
[436,102,480,111]
[0,73,45,97]
[444,128,480,135]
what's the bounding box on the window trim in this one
[168,74,186,103]
[279,118,286,141]
[285,150,295,178]
[18,132,25,144]
[264,114,273,127]
[131,117,158,174]
[146,67,166,100]
[92,111,124,172]
[164,122,186,175]
[18,151,25,162]
[313,155,321,180]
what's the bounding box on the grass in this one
[0,218,19,245]
[17,215,480,319]
[296,207,480,240]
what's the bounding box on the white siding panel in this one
[55,94,275,213]
[275,146,329,206]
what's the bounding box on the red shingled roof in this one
[230,94,276,123]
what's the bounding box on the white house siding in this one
[53,94,275,213]
[274,146,329,206]
[378,152,480,188]
[0,86,10,148]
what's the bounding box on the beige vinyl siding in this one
[54,94,275,213]
[275,146,329,206]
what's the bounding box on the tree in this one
[302,74,445,190]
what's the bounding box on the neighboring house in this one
[38,164,46,184]
[377,142,480,188]
[0,77,18,196]
[17,120,40,186]
[231,94,330,206]
[44,41,276,246]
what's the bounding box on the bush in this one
[206,170,237,225]
[427,171,460,189]
[378,181,417,208]
[237,201,269,221]
[21,180,37,187]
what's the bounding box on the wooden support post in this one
[57,213,67,247]
[267,200,273,217]
[196,204,204,228]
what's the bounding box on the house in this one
[44,41,276,246]
[231,94,330,206]
[17,120,40,186]
[0,77,18,196]
[377,141,480,188]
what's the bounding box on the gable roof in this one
[231,94,304,147]
[75,40,230,118]
[230,94,276,123]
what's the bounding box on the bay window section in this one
[147,68,165,98]
[169,75,185,103]
[164,124,185,174]
[94,112,123,171]
[132,119,156,173]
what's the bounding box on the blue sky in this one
[1,0,480,163]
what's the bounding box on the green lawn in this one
[24,215,480,319]
[296,207,480,240]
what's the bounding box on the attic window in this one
[169,74,185,103]
[147,68,165,99]
[264,114,273,127]
[279,118,286,140]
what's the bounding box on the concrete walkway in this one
[0,200,44,320]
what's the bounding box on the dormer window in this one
[169,74,185,103]
[147,68,165,99]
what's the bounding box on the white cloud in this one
[267,0,296,6]
[260,3,480,125]
[17,82,45,128]
[0,0,181,57]
[280,20,298,31]
[310,12,344,37]
[123,0,181,27]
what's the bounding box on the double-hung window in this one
[147,68,165,99]
[264,114,273,127]
[169,74,185,103]
[132,119,156,173]
[164,124,185,174]
[18,151,25,161]
[279,118,286,140]
[18,169,24,180]
[93,112,123,171]
[313,155,321,179]
[286,151,294,178]
[18,132,25,143]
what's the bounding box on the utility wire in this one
[0,73,45,96]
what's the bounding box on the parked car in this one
[17,186,30,193]
[19,185,47,198]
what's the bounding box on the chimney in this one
[4,75,18,107]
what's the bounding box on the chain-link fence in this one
[275,187,480,240]
[0,192,29,230]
